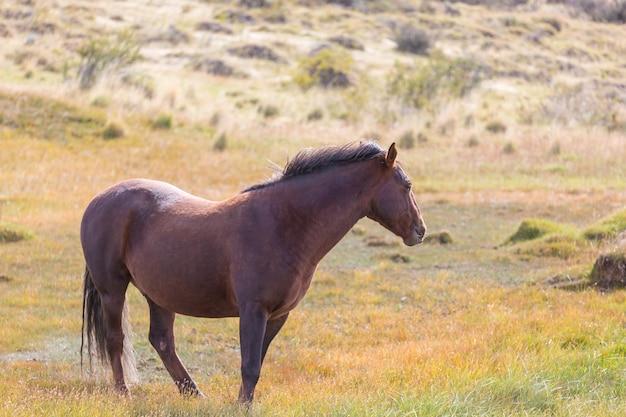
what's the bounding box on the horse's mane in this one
[243,141,385,192]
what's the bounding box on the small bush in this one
[0,223,33,243]
[467,136,479,147]
[502,142,515,154]
[424,231,453,245]
[209,112,221,127]
[328,35,364,51]
[398,130,415,149]
[387,53,482,109]
[213,133,228,151]
[417,132,428,143]
[152,114,172,130]
[583,209,626,241]
[394,23,431,55]
[550,142,561,155]
[77,30,141,90]
[102,122,124,140]
[228,44,284,63]
[91,96,109,108]
[190,58,241,77]
[258,104,279,118]
[307,108,323,121]
[293,48,352,89]
[486,121,507,133]
[506,218,576,244]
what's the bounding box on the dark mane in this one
[243,141,385,192]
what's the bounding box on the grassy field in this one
[1,0,625,416]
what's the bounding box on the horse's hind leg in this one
[100,286,130,394]
[147,299,203,396]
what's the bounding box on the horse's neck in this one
[276,162,380,264]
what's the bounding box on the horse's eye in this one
[404,183,412,191]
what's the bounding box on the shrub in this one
[387,53,482,109]
[213,133,228,151]
[398,130,415,149]
[151,114,172,130]
[506,218,576,244]
[228,44,284,63]
[550,142,561,155]
[102,122,124,140]
[467,136,479,147]
[77,30,141,90]
[502,142,515,154]
[486,121,507,133]
[307,108,323,121]
[0,223,33,243]
[583,209,626,241]
[191,58,241,77]
[258,104,279,118]
[424,231,453,245]
[558,0,626,24]
[328,35,364,51]
[293,48,352,89]
[394,23,431,55]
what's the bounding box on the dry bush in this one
[551,0,626,23]
[227,44,285,63]
[77,30,141,90]
[387,53,483,110]
[293,47,353,89]
[394,23,430,55]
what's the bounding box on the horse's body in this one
[80,142,426,402]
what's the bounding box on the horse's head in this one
[367,143,426,246]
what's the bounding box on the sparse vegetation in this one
[213,132,228,151]
[486,121,507,134]
[387,53,482,109]
[228,44,284,63]
[502,142,515,154]
[394,23,431,55]
[77,30,141,90]
[0,222,32,243]
[306,108,323,121]
[151,114,173,130]
[398,130,415,149]
[102,122,124,140]
[258,104,279,118]
[424,230,453,244]
[293,47,352,89]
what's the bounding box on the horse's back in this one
[80,179,201,273]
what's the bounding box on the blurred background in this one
[0,1,624,416]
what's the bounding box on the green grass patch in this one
[506,218,577,244]
[0,222,33,243]
[0,92,106,141]
[583,209,626,241]
[516,234,586,259]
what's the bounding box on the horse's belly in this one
[129,269,239,318]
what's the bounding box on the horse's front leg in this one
[238,302,268,404]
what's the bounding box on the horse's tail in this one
[80,266,138,383]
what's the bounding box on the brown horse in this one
[80,141,426,402]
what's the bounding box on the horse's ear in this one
[385,142,397,167]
